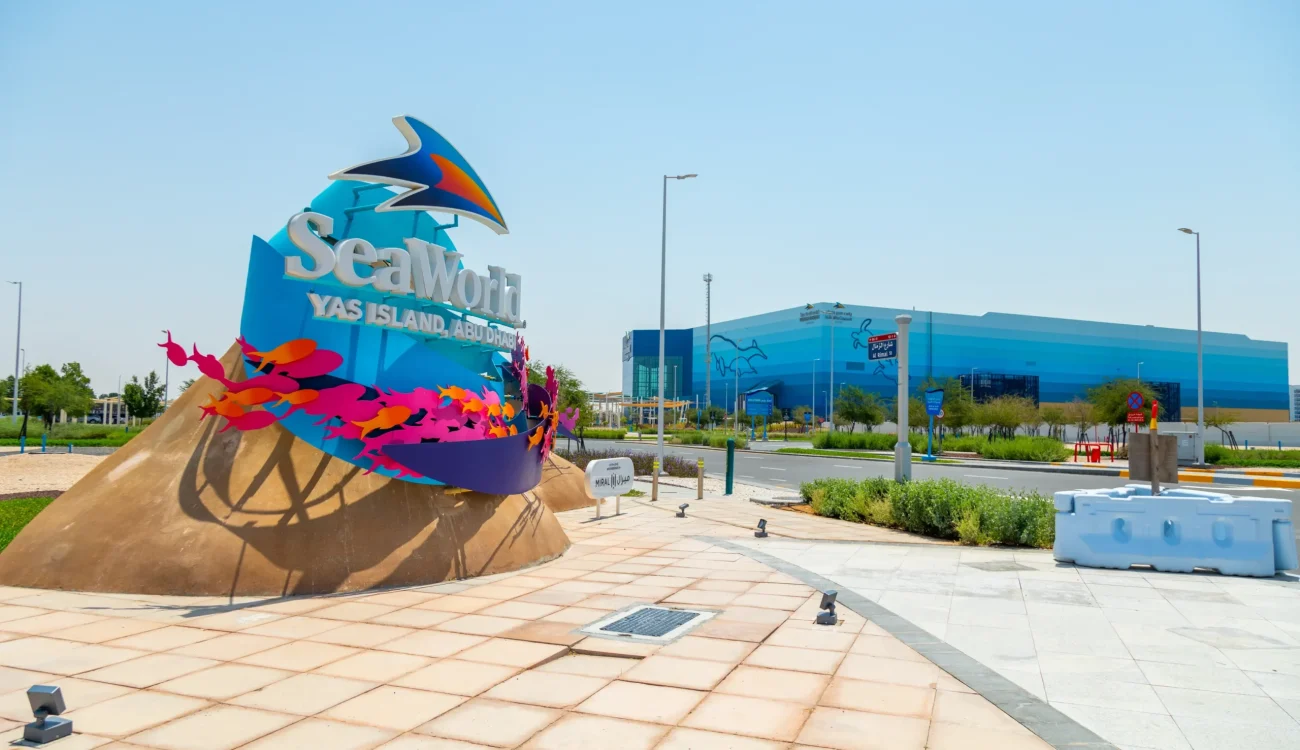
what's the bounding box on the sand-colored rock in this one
[0,346,574,597]
[533,454,595,513]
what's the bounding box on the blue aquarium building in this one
[622,304,1290,422]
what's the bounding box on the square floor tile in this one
[241,718,394,749]
[498,621,585,647]
[374,737,495,749]
[766,627,857,652]
[314,650,431,683]
[377,631,486,659]
[169,634,287,661]
[242,616,345,640]
[664,590,738,607]
[745,645,843,675]
[796,706,928,750]
[730,594,807,611]
[715,666,829,706]
[538,607,606,625]
[156,664,291,700]
[370,609,460,629]
[25,644,149,676]
[835,654,941,688]
[4,612,104,634]
[692,619,780,643]
[926,722,1053,750]
[360,591,441,608]
[849,634,928,662]
[64,691,209,738]
[534,655,637,679]
[931,690,1025,732]
[658,636,756,664]
[125,704,296,750]
[576,680,705,724]
[479,602,560,621]
[521,713,667,750]
[656,727,788,750]
[230,673,375,716]
[415,597,498,614]
[394,659,519,697]
[436,616,527,638]
[622,655,735,691]
[81,654,218,688]
[237,641,358,671]
[322,686,466,731]
[108,627,219,653]
[417,698,561,747]
[484,670,609,708]
[308,623,414,648]
[312,603,398,622]
[455,639,566,669]
[820,677,934,718]
[570,637,658,659]
[52,619,166,645]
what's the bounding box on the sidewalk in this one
[0,489,1074,750]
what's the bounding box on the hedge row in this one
[553,448,697,478]
[672,431,749,449]
[1205,445,1300,469]
[800,477,1055,548]
[810,432,1069,462]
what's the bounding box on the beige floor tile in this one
[483,670,609,708]
[748,583,816,598]
[576,680,705,724]
[237,641,358,671]
[25,644,149,676]
[81,654,219,688]
[181,611,282,633]
[359,591,440,608]
[744,645,844,675]
[682,693,811,742]
[64,691,209,738]
[322,686,466,730]
[313,650,431,682]
[657,635,756,664]
[124,704,296,750]
[607,584,677,600]
[525,568,584,582]
[715,665,830,706]
[169,634,287,661]
[580,572,639,584]
[435,615,527,637]
[0,665,55,695]
[155,664,292,700]
[538,607,606,625]
[394,659,519,697]
[240,718,394,749]
[633,576,697,588]
[498,621,585,647]
[849,634,927,662]
[545,580,615,595]
[820,677,934,718]
[52,619,166,644]
[570,637,658,659]
[572,595,646,611]
[4,612,104,635]
[535,654,637,679]
[312,602,398,622]
[730,594,807,611]
[478,602,560,621]
[0,605,48,623]
[936,673,975,693]
[765,626,857,652]
[521,713,667,750]
[930,690,1025,732]
[417,698,561,747]
[375,737,495,750]
[377,631,487,659]
[715,606,789,625]
[0,728,111,749]
[926,722,1051,749]
[796,706,929,750]
[835,654,941,689]
[515,589,589,607]
[455,639,566,669]
[622,655,734,691]
[230,672,374,715]
[458,585,533,602]
[308,623,415,648]
[369,609,460,629]
[107,627,219,653]
[0,677,132,721]
[245,597,334,615]
[413,597,498,614]
[656,727,787,750]
[691,619,779,643]
[663,590,738,607]
[243,616,346,640]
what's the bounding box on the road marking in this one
[760,467,786,471]
[739,475,755,479]
[965,474,1009,480]
[834,464,862,469]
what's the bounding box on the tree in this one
[1042,406,1067,440]
[907,396,927,430]
[979,395,1034,439]
[1086,378,1158,429]
[527,361,593,429]
[1064,397,1097,440]
[179,378,196,393]
[835,386,886,432]
[123,371,165,421]
[15,363,95,429]
[703,404,727,427]
[1205,408,1241,446]
[791,405,812,429]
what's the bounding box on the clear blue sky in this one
[2,1,1296,396]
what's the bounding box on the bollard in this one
[725,438,735,495]
[68,443,72,454]
[1245,440,1249,450]
[41,434,47,453]
[696,458,704,500]
[651,461,659,502]
[18,435,25,454]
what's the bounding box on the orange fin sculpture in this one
[352,405,413,437]
[250,339,317,373]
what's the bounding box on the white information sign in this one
[585,457,634,519]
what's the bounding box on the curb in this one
[1114,469,1300,490]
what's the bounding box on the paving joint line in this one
[700,535,1120,750]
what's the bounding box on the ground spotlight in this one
[755,519,768,538]
[816,590,839,626]
[24,685,71,744]
[676,503,689,518]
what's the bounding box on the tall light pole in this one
[658,173,697,468]
[703,274,712,409]
[813,358,821,427]
[1178,228,1205,466]
[7,281,20,421]
[160,328,170,412]
[970,367,978,402]
[895,314,913,481]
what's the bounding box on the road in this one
[578,439,1300,553]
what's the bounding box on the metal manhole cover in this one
[964,561,1034,572]
[581,605,716,644]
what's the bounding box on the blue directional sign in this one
[745,392,773,417]
[924,389,945,417]
[868,333,897,361]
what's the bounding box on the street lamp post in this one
[657,173,697,470]
[160,329,171,413]
[969,367,978,402]
[703,274,712,409]
[7,281,20,421]
[1178,228,1205,466]
[812,358,821,427]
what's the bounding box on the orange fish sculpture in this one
[352,405,412,437]
[202,394,247,420]
[273,389,319,407]
[250,339,316,373]
[223,387,276,407]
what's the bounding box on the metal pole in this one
[1195,232,1205,466]
[160,329,170,412]
[829,314,835,429]
[970,367,977,402]
[812,358,819,428]
[8,281,20,421]
[657,176,668,469]
[703,273,712,409]
[895,314,913,481]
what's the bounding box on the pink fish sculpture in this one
[275,349,343,379]
[158,331,188,367]
[218,410,278,433]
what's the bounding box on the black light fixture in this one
[816,590,839,626]
[24,685,71,744]
[755,519,768,538]
[676,503,689,518]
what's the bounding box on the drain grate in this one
[601,607,700,638]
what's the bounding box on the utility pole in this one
[895,314,913,481]
[703,273,712,409]
[7,281,20,421]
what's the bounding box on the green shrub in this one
[553,448,696,477]
[977,437,1070,462]
[579,428,626,440]
[673,431,748,449]
[801,476,1054,548]
[0,497,54,552]
[1205,445,1300,468]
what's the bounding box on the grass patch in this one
[800,477,1054,548]
[672,431,749,449]
[1206,445,1300,469]
[578,428,627,440]
[623,488,646,497]
[0,497,54,553]
[775,448,958,464]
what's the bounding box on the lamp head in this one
[757,519,767,531]
[819,590,838,610]
[28,685,65,718]
[1178,228,1195,235]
